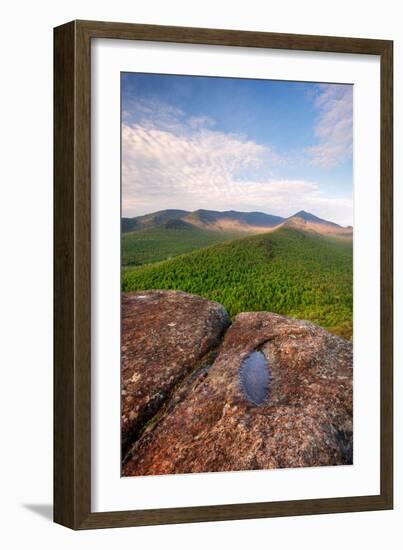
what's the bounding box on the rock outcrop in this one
[122,294,353,475]
[121,291,230,454]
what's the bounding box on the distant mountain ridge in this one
[182,209,285,233]
[122,208,352,238]
[290,210,339,226]
[281,211,352,238]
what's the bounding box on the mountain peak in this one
[289,210,344,228]
[293,210,322,222]
[123,208,351,236]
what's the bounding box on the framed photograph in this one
[54,20,393,529]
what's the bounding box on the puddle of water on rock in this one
[239,350,271,406]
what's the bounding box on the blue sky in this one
[121,73,353,226]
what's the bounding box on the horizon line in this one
[122,208,353,228]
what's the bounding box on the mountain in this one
[121,217,139,233]
[122,208,352,266]
[122,226,353,339]
[291,210,339,225]
[122,209,189,233]
[123,208,285,234]
[183,209,285,233]
[281,211,353,238]
[122,208,351,237]
[164,219,194,230]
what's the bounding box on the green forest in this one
[122,225,238,266]
[122,227,353,339]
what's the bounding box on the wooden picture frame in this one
[54,20,393,529]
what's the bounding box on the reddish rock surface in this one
[121,291,230,454]
[123,309,353,475]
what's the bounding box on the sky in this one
[121,73,353,226]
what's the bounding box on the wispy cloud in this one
[122,100,352,226]
[122,97,186,132]
[307,84,353,168]
[188,115,216,129]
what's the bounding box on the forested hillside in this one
[122,224,239,265]
[122,227,353,339]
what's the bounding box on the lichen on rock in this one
[121,290,230,455]
[122,293,353,476]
